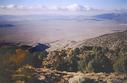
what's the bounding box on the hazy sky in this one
[0,0,126,15]
[0,0,126,8]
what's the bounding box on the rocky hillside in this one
[48,40,77,51]
[11,65,127,83]
[0,31,127,83]
[35,68,127,83]
[48,30,127,51]
[76,30,127,50]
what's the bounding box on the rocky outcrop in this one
[35,68,127,83]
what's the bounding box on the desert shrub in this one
[56,48,78,71]
[9,48,28,65]
[78,47,113,73]
[31,51,48,67]
[43,50,62,69]
[78,52,95,72]
[0,46,35,83]
[43,49,78,72]
[43,46,114,72]
[12,65,37,83]
[87,54,113,72]
[0,47,25,83]
[57,53,78,72]
[113,53,127,73]
[0,45,48,83]
[73,48,80,55]
[0,64,15,83]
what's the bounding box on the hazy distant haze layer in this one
[0,14,127,45]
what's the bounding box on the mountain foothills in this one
[0,31,127,83]
[76,30,127,50]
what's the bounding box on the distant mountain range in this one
[1,12,127,24]
[95,12,127,24]
[0,24,14,28]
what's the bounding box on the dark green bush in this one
[78,47,113,73]
[113,53,127,73]
[31,51,48,67]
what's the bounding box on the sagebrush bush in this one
[77,46,113,73]
[113,54,127,73]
